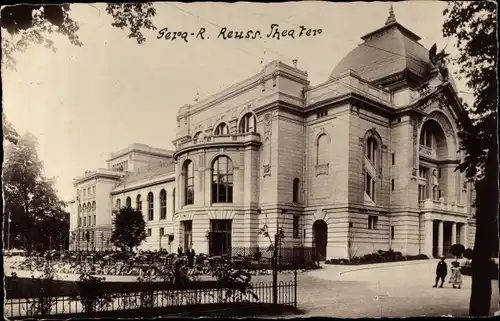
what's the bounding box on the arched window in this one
[172,188,176,212]
[293,178,300,203]
[136,194,142,213]
[212,156,234,203]
[214,122,229,135]
[78,205,82,215]
[183,160,194,205]
[160,189,167,220]
[92,201,96,212]
[366,137,378,166]
[193,131,202,142]
[116,199,121,209]
[147,192,154,221]
[420,125,433,148]
[238,113,257,133]
[87,202,91,213]
[126,197,131,208]
[317,134,328,165]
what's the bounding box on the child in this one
[449,261,463,289]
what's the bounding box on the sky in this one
[2,1,473,202]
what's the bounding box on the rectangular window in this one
[418,184,426,201]
[391,226,395,240]
[183,220,193,250]
[83,189,86,196]
[391,179,395,191]
[93,215,96,226]
[368,216,378,229]
[79,217,82,227]
[160,227,164,236]
[92,186,96,194]
[316,111,328,119]
[293,215,300,238]
[419,166,429,179]
[147,228,152,237]
[392,153,395,165]
[365,172,375,200]
[83,217,86,226]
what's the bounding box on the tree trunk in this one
[469,147,498,316]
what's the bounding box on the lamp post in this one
[7,214,12,251]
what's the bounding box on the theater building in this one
[68,9,476,259]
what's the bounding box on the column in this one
[423,219,434,257]
[437,220,444,257]
[451,222,457,245]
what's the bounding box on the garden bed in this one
[325,250,429,265]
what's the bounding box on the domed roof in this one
[329,6,432,86]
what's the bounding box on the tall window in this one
[136,195,142,213]
[238,113,257,133]
[420,127,433,148]
[366,137,378,166]
[317,134,328,164]
[93,215,96,226]
[126,197,131,208]
[365,172,376,200]
[368,215,378,229]
[147,192,154,221]
[418,184,427,201]
[212,156,234,203]
[183,221,192,250]
[293,215,300,238]
[391,226,395,240]
[183,160,194,205]
[214,122,229,135]
[160,189,167,220]
[92,201,96,212]
[116,199,121,209]
[293,178,300,203]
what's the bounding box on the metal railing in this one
[5,279,297,319]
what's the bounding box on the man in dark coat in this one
[433,256,448,288]
[177,245,183,256]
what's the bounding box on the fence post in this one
[294,268,298,308]
[273,234,278,305]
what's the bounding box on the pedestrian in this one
[187,245,196,267]
[433,256,448,288]
[177,245,183,256]
[449,261,463,289]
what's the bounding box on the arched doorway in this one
[313,220,328,261]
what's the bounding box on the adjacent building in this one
[69,8,476,259]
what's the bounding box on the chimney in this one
[292,59,298,68]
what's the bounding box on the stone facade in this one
[68,12,476,259]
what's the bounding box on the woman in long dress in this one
[449,261,463,289]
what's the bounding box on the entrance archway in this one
[312,220,328,261]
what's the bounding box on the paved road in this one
[257,259,499,317]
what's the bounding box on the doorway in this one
[313,220,328,261]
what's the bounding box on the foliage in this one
[463,248,474,261]
[110,206,147,251]
[258,224,285,253]
[73,266,115,314]
[2,112,19,144]
[2,132,70,252]
[325,250,428,265]
[25,262,58,317]
[1,3,157,70]
[450,244,466,259]
[442,2,498,316]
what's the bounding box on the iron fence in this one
[4,279,297,319]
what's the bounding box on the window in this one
[438,168,441,178]
[211,156,234,203]
[293,178,300,203]
[79,217,82,227]
[160,227,164,236]
[238,113,257,133]
[420,128,432,148]
[418,184,426,201]
[392,153,395,165]
[93,215,96,226]
[391,179,395,191]
[147,228,152,237]
[293,215,300,238]
[193,131,202,142]
[83,189,86,196]
[88,187,91,194]
[366,137,377,166]
[209,220,232,256]
[391,226,395,240]
[214,122,229,135]
[160,189,167,220]
[365,172,376,200]
[92,186,95,194]
[173,188,176,212]
[126,197,131,208]
[368,216,378,229]
[419,167,429,179]
[317,134,328,165]
[136,195,142,213]
[147,192,154,221]
[183,160,194,205]
[116,199,121,209]
[92,201,96,212]
[183,221,193,250]
[83,216,86,226]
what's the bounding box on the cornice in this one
[172,140,262,160]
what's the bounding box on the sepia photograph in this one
[1,1,498,319]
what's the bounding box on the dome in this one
[329,6,432,87]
